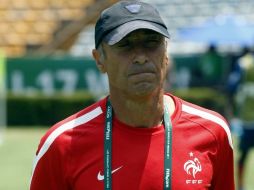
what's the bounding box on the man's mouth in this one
[128,71,155,77]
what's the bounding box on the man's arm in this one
[212,129,235,190]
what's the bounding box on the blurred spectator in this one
[234,46,254,190]
[238,47,254,83]
[225,49,245,118]
[238,122,254,190]
[199,44,224,88]
[235,47,254,117]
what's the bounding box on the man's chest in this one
[70,126,215,190]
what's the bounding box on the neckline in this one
[113,116,165,135]
[101,93,181,134]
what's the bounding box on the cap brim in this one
[104,20,170,45]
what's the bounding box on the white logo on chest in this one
[97,166,123,181]
[184,152,202,178]
[183,152,203,184]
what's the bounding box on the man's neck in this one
[109,91,174,128]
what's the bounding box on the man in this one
[30,1,235,190]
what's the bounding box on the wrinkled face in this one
[93,29,169,98]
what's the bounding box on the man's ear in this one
[165,40,170,66]
[165,54,169,65]
[92,49,106,73]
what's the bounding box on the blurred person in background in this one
[30,1,235,190]
[199,44,224,88]
[225,49,244,119]
[234,46,254,190]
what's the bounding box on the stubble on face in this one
[102,30,169,99]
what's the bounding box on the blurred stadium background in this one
[0,0,254,189]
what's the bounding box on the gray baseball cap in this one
[94,0,170,48]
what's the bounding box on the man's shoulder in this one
[180,97,225,122]
[54,97,106,130]
[35,98,106,154]
[171,94,233,149]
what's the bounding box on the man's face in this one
[99,29,169,97]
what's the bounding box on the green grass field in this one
[0,127,47,190]
[0,127,253,190]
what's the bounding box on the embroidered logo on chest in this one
[183,152,203,185]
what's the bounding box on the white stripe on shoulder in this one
[31,106,103,179]
[182,104,233,149]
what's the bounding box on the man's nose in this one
[132,47,148,65]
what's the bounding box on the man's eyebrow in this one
[146,33,162,38]
[127,33,162,40]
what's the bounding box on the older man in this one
[30,1,235,190]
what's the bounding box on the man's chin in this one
[129,83,157,97]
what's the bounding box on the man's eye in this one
[117,41,131,48]
[145,39,161,47]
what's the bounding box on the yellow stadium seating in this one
[0,0,96,57]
